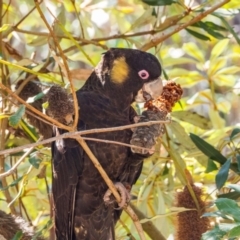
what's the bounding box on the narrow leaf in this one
[189,133,227,164]
[230,128,240,140]
[215,198,240,222]
[182,42,205,62]
[213,14,240,45]
[12,231,23,240]
[229,225,240,238]
[0,176,23,191]
[228,184,240,193]
[186,28,210,41]
[202,225,226,240]
[142,0,177,6]
[9,105,25,127]
[237,155,240,172]
[29,156,42,169]
[171,111,212,130]
[205,159,218,173]
[218,192,240,200]
[210,39,230,60]
[215,159,231,189]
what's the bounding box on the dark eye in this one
[138,70,149,80]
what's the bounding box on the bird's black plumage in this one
[52,48,162,239]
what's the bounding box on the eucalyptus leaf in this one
[29,156,42,169]
[202,225,228,240]
[230,128,240,140]
[142,0,177,6]
[213,13,240,45]
[9,105,25,127]
[186,28,210,41]
[205,159,218,173]
[227,184,240,193]
[182,42,205,62]
[215,198,240,222]
[171,111,212,129]
[0,176,23,191]
[189,133,227,164]
[12,231,23,240]
[210,39,230,60]
[215,158,231,189]
[217,192,240,200]
[228,225,240,238]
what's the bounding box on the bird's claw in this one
[103,182,131,209]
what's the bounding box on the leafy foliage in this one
[0,0,240,239]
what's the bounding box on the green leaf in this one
[168,122,197,153]
[213,14,240,45]
[209,109,225,129]
[216,66,240,75]
[32,219,53,240]
[189,133,227,164]
[9,105,25,127]
[29,155,42,169]
[205,159,218,173]
[53,5,66,36]
[228,184,240,193]
[192,21,227,39]
[204,21,228,31]
[12,231,23,240]
[205,29,226,40]
[202,225,226,240]
[141,0,177,6]
[218,192,240,200]
[182,42,205,62]
[203,211,229,219]
[19,119,38,142]
[26,92,45,103]
[0,176,23,191]
[237,155,240,172]
[208,58,226,76]
[0,24,11,32]
[171,111,212,130]
[210,39,230,60]
[230,128,240,140]
[229,225,240,238]
[186,28,210,41]
[215,198,240,222]
[215,159,231,189]
[27,36,48,47]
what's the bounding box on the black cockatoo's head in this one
[94,48,163,103]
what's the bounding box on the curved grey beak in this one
[135,78,163,103]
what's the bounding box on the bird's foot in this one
[103,182,131,209]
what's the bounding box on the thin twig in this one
[0,120,169,156]
[0,137,43,179]
[0,82,71,131]
[81,136,156,153]
[34,0,79,130]
[14,1,42,29]
[140,0,231,51]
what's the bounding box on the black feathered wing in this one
[52,128,84,240]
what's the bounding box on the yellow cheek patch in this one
[110,57,129,84]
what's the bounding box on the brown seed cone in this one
[0,210,44,240]
[175,184,210,240]
[45,85,74,125]
[131,81,183,154]
[16,80,53,139]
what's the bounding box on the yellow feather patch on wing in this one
[110,57,129,84]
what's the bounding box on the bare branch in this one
[0,120,169,156]
[0,137,43,179]
[140,0,231,51]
